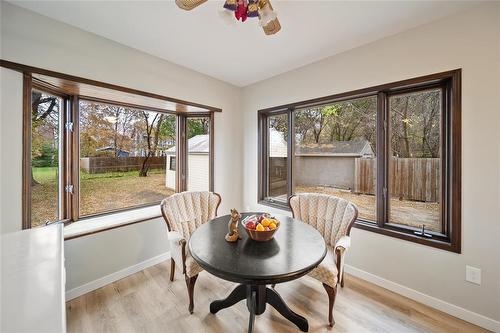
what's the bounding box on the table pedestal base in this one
[210,284,308,333]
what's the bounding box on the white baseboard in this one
[345,265,500,332]
[65,251,171,301]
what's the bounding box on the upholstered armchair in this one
[160,191,221,314]
[288,193,358,326]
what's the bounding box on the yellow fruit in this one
[269,222,277,230]
[256,224,265,231]
[261,218,271,227]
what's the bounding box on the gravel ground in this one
[296,186,440,232]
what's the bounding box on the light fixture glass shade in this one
[258,3,277,27]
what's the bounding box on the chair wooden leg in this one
[322,283,337,327]
[185,275,198,314]
[340,271,345,288]
[170,259,175,281]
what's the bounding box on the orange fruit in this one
[261,218,271,227]
[256,224,265,232]
[269,222,277,230]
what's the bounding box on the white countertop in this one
[1,224,66,333]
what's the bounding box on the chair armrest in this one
[335,235,351,251]
[168,231,188,274]
[168,231,185,246]
[334,236,351,286]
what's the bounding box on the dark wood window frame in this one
[258,70,461,253]
[2,61,218,230]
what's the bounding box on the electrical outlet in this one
[465,265,481,285]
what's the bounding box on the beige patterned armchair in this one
[160,191,221,314]
[289,193,358,326]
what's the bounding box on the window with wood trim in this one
[29,88,67,227]
[78,100,178,217]
[258,70,461,252]
[23,75,215,228]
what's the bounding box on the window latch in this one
[45,220,64,226]
[414,225,432,238]
[65,184,74,194]
[65,122,74,132]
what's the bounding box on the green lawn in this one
[33,166,58,183]
[32,166,164,183]
[31,167,173,227]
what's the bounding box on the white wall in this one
[242,2,500,325]
[0,68,23,234]
[0,2,244,290]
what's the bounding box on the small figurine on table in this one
[225,209,242,242]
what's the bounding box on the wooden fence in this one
[354,157,440,203]
[80,156,166,174]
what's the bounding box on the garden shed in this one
[165,135,209,191]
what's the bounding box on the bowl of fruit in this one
[242,213,280,242]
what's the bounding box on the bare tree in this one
[31,91,59,185]
[138,111,165,177]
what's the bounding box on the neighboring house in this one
[269,128,375,190]
[165,135,209,191]
[295,138,374,190]
[295,139,374,158]
[95,146,130,157]
[129,133,174,157]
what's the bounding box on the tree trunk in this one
[139,154,151,177]
[402,98,411,158]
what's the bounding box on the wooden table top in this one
[189,213,326,285]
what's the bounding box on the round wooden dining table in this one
[189,213,327,333]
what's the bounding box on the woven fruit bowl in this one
[242,214,280,242]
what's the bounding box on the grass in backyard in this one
[32,167,59,227]
[31,167,174,227]
[33,166,59,183]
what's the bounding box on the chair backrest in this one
[289,193,358,247]
[160,191,221,239]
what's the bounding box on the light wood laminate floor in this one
[66,261,488,333]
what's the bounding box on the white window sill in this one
[64,205,162,240]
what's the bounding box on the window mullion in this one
[176,114,186,192]
[287,108,294,199]
[441,83,450,237]
[22,74,32,229]
[376,92,388,227]
[209,112,215,192]
[69,95,80,222]
[60,97,68,221]
[263,114,270,200]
